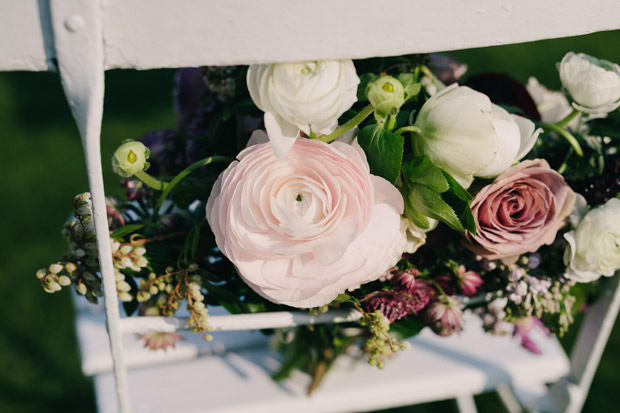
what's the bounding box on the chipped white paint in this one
[2,1,620,412]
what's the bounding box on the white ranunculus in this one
[527,77,579,127]
[412,84,541,188]
[247,60,360,157]
[559,52,620,115]
[564,198,620,282]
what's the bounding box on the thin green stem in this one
[557,147,574,174]
[536,121,583,157]
[317,104,374,143]
[556,109,579,128]
[394,125,421,136]
[135,171,168,191]
[155,155,232,213]
[385,115,397,132]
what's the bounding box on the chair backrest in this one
[2,1,620,412]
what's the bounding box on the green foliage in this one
[401,156,476,233]
[357,124,404,184]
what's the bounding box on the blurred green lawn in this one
[1,31,619,413]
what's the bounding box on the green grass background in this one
[1,31,619,412]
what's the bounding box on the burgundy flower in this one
[464,159,576,263]
[362,291,417,322]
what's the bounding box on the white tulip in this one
[564,198,620,282]
[559,52,620,115]
[247,60,359,158]
[412,85,541,188]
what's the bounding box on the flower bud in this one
[77,282,88,295]
[367,76,406,116]
[559,52,620,115]
[112,140,150,178]
[65,262,77,273]
[48,263,64,274]
[36,269,47,279]
[58,275,72,286]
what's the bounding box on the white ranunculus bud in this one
[412,85,541,188]
[559,52,620,115]
[112,140,150,178]
[247,60,360,157]
[367,76,406,116]
[564,198,620,282]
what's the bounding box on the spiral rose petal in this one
[464,159,576,263]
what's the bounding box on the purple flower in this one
[513,317,550,355]
[435,274,457,296]
[427,54,468,85]
[426,296,463,336]
[174,68,208,132]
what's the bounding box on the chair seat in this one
[76,302,569,413]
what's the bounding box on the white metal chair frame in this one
[3,1,620,412]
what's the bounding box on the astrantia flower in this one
[456,265,483,297]
[247,60,359,157]
[362,291,416,322]
[426,296,463,336]
[206,132,406,308]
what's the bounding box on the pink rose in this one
[464,159,576,262]
[206,132,406,308]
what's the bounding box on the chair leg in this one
[455,394,478,413]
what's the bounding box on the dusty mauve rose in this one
[464,159,576,262]
[206,132,406,308]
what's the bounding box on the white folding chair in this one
[2,1,619,412]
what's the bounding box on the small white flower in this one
[58,275,72,286]
[564,198,620,282]
[559,52,620,115]
[247,60,359,157]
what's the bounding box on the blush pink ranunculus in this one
[464,159,576,263]
[206,132,406,308]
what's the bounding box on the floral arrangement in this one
[38,52,620,392]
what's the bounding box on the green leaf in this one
[111,224,144,240]
[357,73,379,102]
[405,83,422,100]
[404,194,430,230]
[409,183,464,232]
[441,170,473,201]
[389,317,425,340]
[358,124,404,184]
[402,156,449,193]
[442,190,477,234]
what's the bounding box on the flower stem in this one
[556,109,580,128]
[317,104,374,143]
[536,121,583,157]
[394,125,422,136]
[135,171,168,191]
[155,155,232,213]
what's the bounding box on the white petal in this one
[264,112,299,158]
[512,114,542,161]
